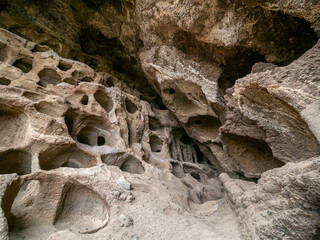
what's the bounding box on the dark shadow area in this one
[94,90,114,113]
[0,150,32,175]
[39,146,96,170]
[13,58,33,73]
[173,8,318,90]
[0,77,11,86]
[222,133,285,178]
[81,95,89,105]
[125,98,138,114]
[170,128,209,165]
[58,60,72,71]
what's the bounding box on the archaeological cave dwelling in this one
[0,0,319,239]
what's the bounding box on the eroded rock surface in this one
[0,29,238,240]
[0,0,319,239]
[220,157,320,240]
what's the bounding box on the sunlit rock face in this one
[0,0,319,239]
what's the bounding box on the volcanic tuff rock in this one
[220,157,320,240]
[0,28,236,240]
[0,0,319,239]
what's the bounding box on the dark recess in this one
[81,0,122,12]
[13,58,33,73]
[0,77,11,86]
[77,135,90,145]
[312,227,320,240]
[78,27,155,100]
[81,95,89,105]
[180,134,193,145]
[97,136,105,146]
[173,8,318,91]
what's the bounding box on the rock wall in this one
[0,0,319,239]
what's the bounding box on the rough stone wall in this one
[220,157,320,240]
[0,0,319,239]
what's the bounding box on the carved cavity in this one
[180,134,194,145]
[171,162,185,178]
[34,101,64,117]
[12,58,32,73]
[22,91,43,101]
[150,135,163,152]
[222,134,285,178]
[81,77,94,82]
[97,136,105,146]
[169,88,175,94]
[186,115,222,141]
[170,129,206,164]
[7,180,42,238]
[125,98,138,113]
[72,70,85,79]
[54,183,109,233]
[81,95,89,105]
[64,110,76,135]
[77,126,116,147]
[102,152,145,174]
[0,110,28,147]
[94,90,114,113]
[106,76,115,87]
[32,44,50,52]
[240,84,320,162]
[0,77,11,86]
[58,60,72,71]
[148,116,163,131]
[0,150,32,175]
[38,68,61,87]
[63,77,78,86]
[39,147,96,170]
[0,43,10,62]
[163,82,208,121]
[5,178,109,239]
[170,161,221,204]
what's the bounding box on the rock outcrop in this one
[0,28,237,240]
[0,0,319,239]
[220,157,320,240]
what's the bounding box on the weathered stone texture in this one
[0,0,319,239]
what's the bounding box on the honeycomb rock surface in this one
[0,0,319,239]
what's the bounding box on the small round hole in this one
[106,77,115,87]
[97,136,105,146]
[169,88,175,94]
[195,120,201,125]
[81,95,88,105]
